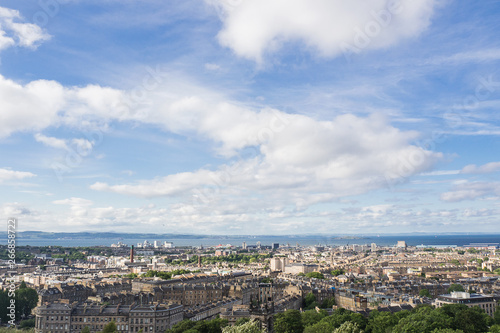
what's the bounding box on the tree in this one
[332,269,345,276]
[304,320,334,333]
[445,305,491,333]
[392,305,451,333]
[303,292,317,310]
[333,321,363,333]
[305,272,325,279]
[222,320,265,333]
[234,318,251,326]
[365,310,398,333]
[489,325,500,333]
[274,309,304,333]
[419,289,431,297]
[19,318,35,329]
[15,285,38,319]
[100,321,117,333]
[447,284,465,294]
[320,297,336,308]
[301,309,327,327]
[81,326,90,333]
[166,319,196,333]
[495,305,500,325]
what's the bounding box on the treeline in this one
[161,303,500,333]
[275,304,500,333]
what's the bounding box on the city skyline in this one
[1,1,500,234]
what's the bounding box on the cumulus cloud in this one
[441,181,500,202]
[461,161,500,174]
[0,71,441,211]
[0,75,124,138]
[0,168,35,183]
[91,111,441,208]
[0,6,50,51]
[207,0,437,62]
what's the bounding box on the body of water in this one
[2,234,499,248]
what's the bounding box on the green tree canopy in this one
[447,284,465,294]
[100,321,117,333]
[274,309,304,333]
[419,289,431,297]
[333,321,363,333]
[301,309,328,327]
[305,272,325,279]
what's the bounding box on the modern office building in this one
[434,292,497,317]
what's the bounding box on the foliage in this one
[447,284,465,293]
[0,328,35,333]
[333,321,363,333]
[234,318,251,326]
[100,321,117,333]
[332,269,345,276]
[365,310,399,333]
[391,305,451,333]
[419,289,431,297]
[19,318,35,329]
[274,309,304,333]
[305,272,325,279]
[123,273,138,279]
[222,320,265,333]
[16,286,38,319]
[81,326,90,333]
[303,293,318,310]
[301,309,328,327]
[489,325,500,333]
[439,304,492,333]
[0,283,39,322]
[320,297,336,308]
[143,269,195,280]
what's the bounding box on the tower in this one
[130,245,134,263]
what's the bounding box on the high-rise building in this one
[371,243,377,252]
[242,242,247,250]
[272,243,279,250]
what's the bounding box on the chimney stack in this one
[130,245,134,263]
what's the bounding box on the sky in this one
[1,0,500,235]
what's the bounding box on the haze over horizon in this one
[1,0,500,235]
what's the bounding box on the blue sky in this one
[1,0,500,234]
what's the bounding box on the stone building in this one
[34,302,183,333]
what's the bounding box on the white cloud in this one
[0,6,50,51]
[0,72,441,211]
[0,75,124,138]
[0,168,36,183]
[207,0,437,62]
[461,161,500,174]
[205,63,221,71]
[441,181,500,202]
[53,197,93,207]
[0,76,66,138]
[34,133,69,150]
[91,112,441,208]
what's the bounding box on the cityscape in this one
[1,0,500,333]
